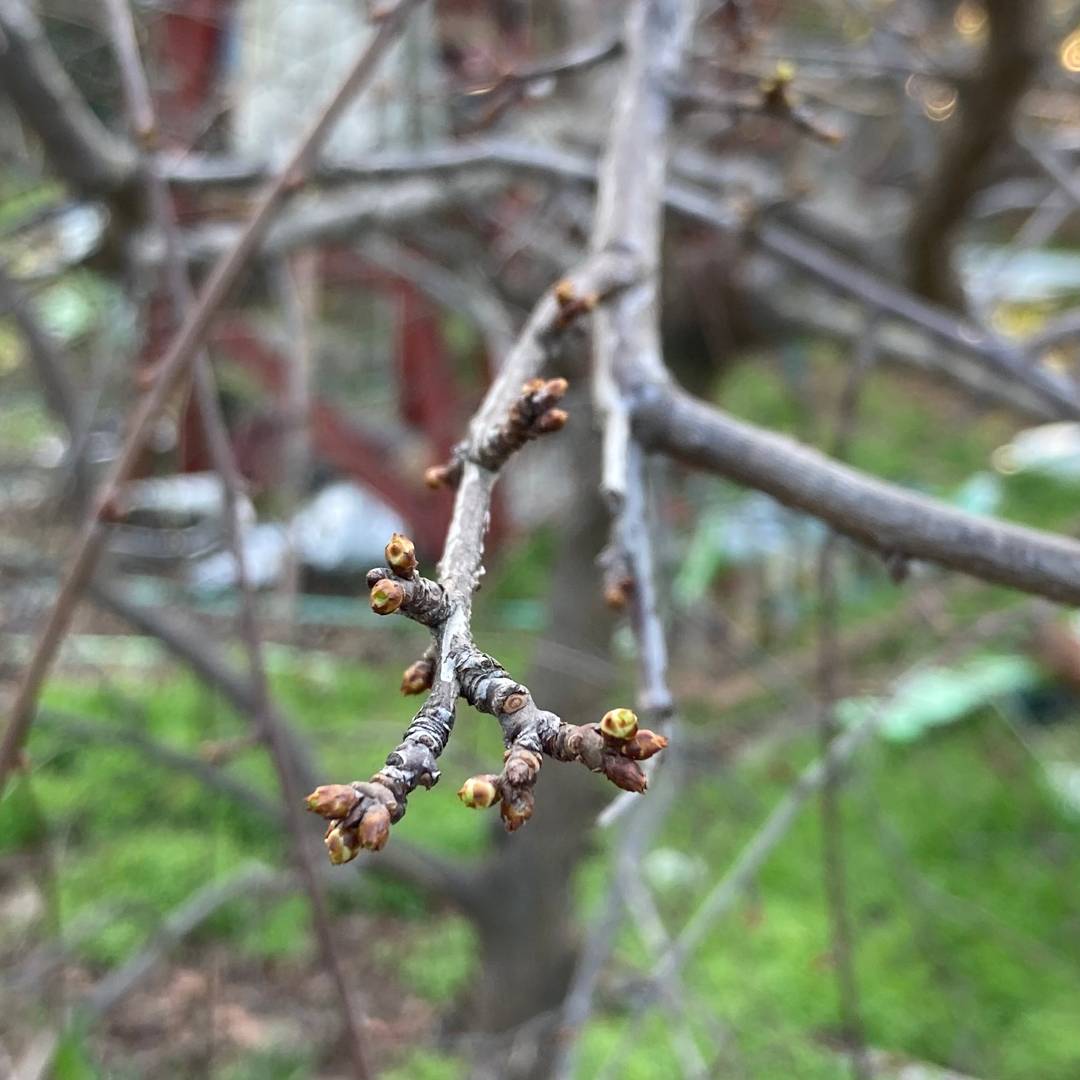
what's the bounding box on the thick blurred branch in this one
[905,0,1047,306]
[0,0,136,193]
[635,387,1080,603]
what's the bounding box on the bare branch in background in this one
[0,0,136,193]
[905,0,1047,306]
[0,0,424,792]
[635,388,1080,604]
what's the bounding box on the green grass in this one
[5,643,1080,1078]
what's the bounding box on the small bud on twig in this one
[358,804,392,850]
[600,707,639,741]
[535,408,568,434]
[400,657,435,695]
[370,578,405,615]
[500,788,535,831]
[458,775,500,809]
[602,756,648,793]
[621,729,669,761]
[306,783,360,819]
[425,462,456,489]
[325,824,361,865]
[385,533,418,577]
[552,280,598,328]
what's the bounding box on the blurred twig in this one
[0,0,423,795]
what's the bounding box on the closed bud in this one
[602,756,647,794]
[535,408,568,434]
[425,463,452,489]
[400,658,434,695]
[358,804,391,850]
[500,788,535,832]
[554,280,575,307]
[385,533,418,577]
[458,775,500,809]
[543,377,569,400]
[621,729,669,761]
[599,707,638,741]
[370,578,405,615]
[325,824,361,865]
[503,748,541,787]
[306,784,360,819]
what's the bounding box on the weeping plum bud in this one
[358,804,391,850]
[425,463,454,489]
[400,658,434,695]
[621,729,668,761]
[600,707,638,741]
[458,775,500,809]
[370,578,405,615]
[603,756,648,794]
[385,533,418,577]
[503,748,541,787]
[306,783,360,819]
[500,788,535,832]
[325,824,361,865]
[535,408,568,434]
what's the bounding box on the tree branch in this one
[0,0,136,193]
[0,0,424,793]
[905,0,1047,306]
[634,384,1080,604]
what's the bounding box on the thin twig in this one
[0,0,424,793]
[815,325,879,1080]
[101,3,380,1070]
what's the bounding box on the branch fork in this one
[306,380,669,864]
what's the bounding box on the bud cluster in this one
[305,779,402,865]
[553,707,668,795]
[473,377,571,472]
[365,537,449,624]
[457,744,542,832]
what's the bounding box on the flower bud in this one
[425,463,453,489]
[358,804,391,850]
[325,824,361,865]
[400,658,435,695]
[621,729,669,761]
[599,707,638,741]
[535,408,568,434]
[544,377,569,400]
[503,748,541,787]
[500,789,534,832]
[458,775,500,809]
[305,784,360,819]
[385,533,418,577]
[602,756,647,794]
[554,280,575,307]
[370,578,405,615]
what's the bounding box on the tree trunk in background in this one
[465,409,615,1080]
